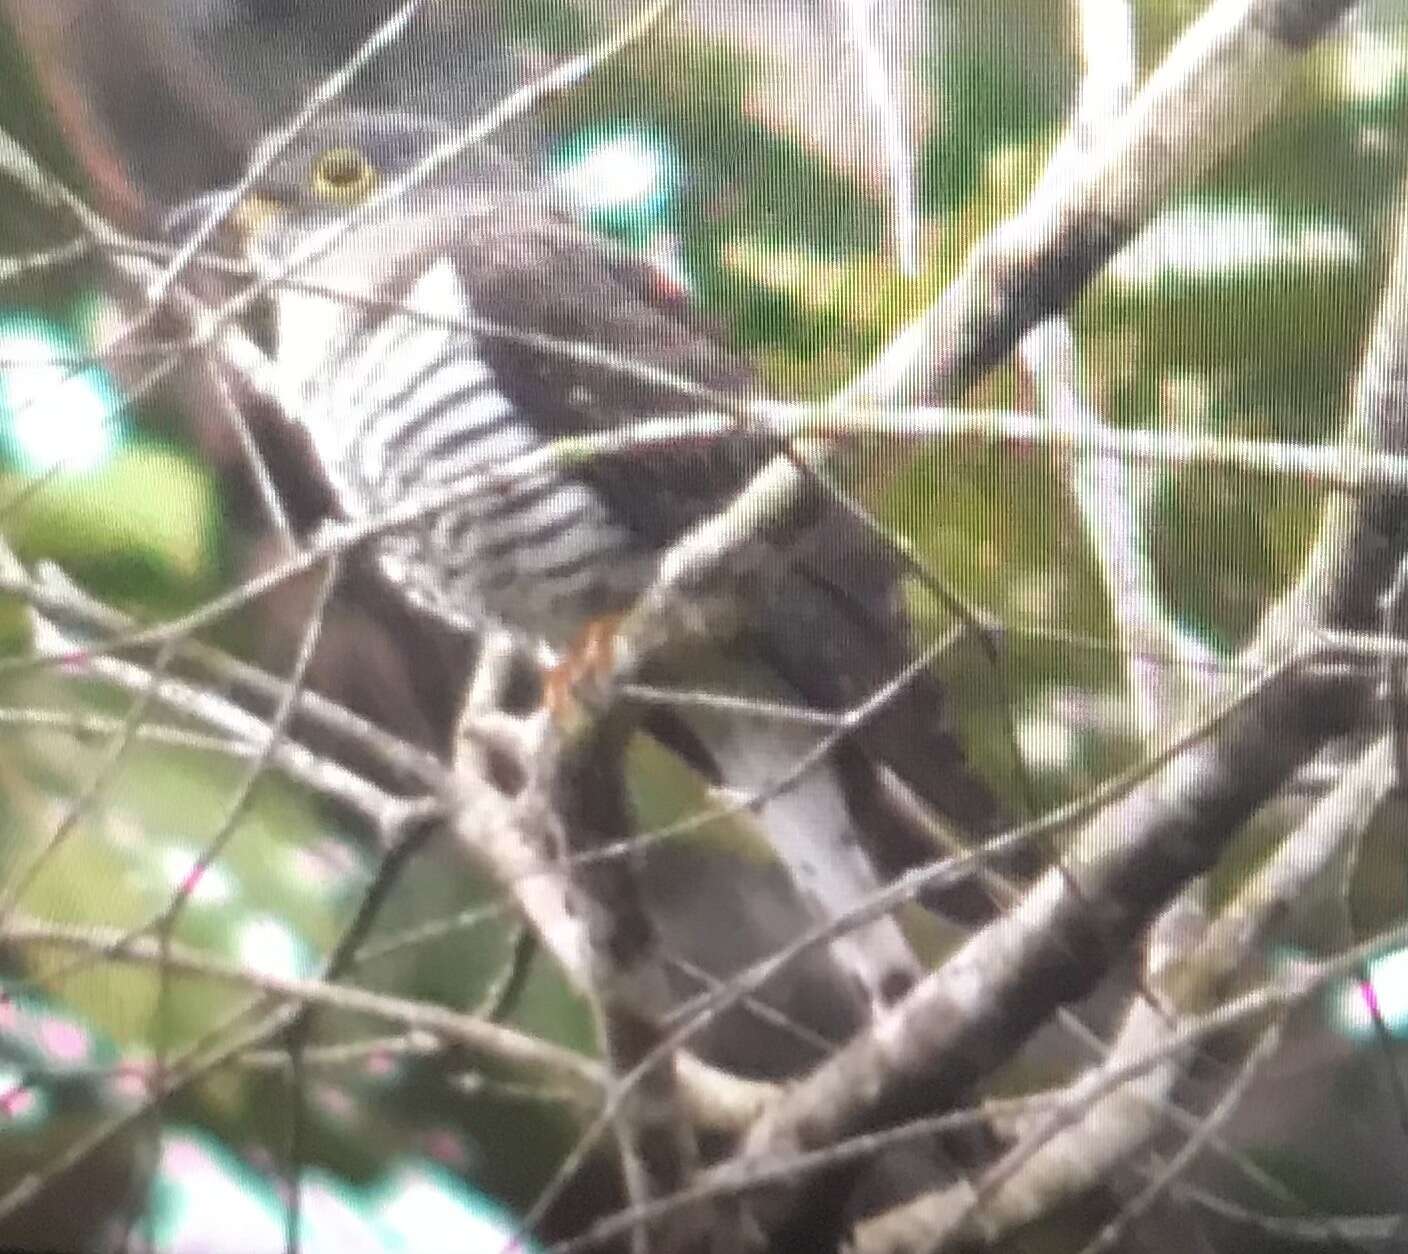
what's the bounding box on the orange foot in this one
[542,614,626,720]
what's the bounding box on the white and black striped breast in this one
[271,260,650,644]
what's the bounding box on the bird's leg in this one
[543,613,627,721]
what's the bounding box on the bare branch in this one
[831,0,921,275]
[0,917,601,1090]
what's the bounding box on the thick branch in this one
[853,735,1394,1252]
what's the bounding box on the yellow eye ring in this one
[310,146,378,203]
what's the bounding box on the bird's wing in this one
[457,211,1009,844]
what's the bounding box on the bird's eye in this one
[310,147,378,203]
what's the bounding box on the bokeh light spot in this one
[0,319,125,475]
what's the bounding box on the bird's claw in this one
[542,613,624,723]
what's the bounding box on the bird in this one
[166,108,1013,1019]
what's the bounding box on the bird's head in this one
[161,108,561,414]
[164,109,538,289]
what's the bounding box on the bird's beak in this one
[160,190,280,251]
[231,194,280,239]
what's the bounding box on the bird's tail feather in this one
[747,540,1042,923]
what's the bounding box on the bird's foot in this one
[543,613,625,723]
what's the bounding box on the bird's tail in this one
[746,529,1040,924]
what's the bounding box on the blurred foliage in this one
[0,444,220,601]
[0,0,1407,1245]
